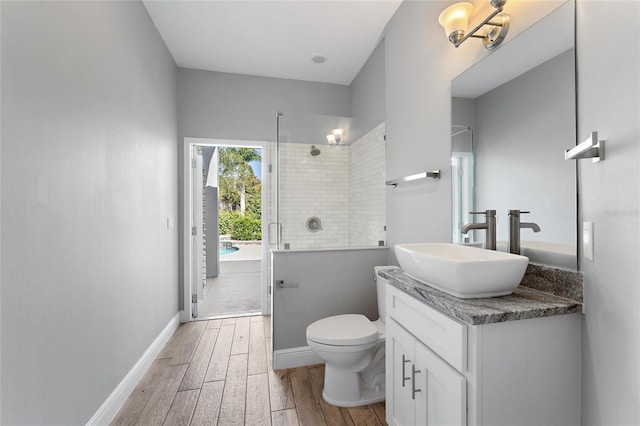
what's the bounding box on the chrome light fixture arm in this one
[454,7,504,47]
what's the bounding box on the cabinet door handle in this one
[411,365,422,400]
[402,354,411,387]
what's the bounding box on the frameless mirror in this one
[451,1,577,270]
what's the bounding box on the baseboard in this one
[273,346,323,370]
[87,312,181,425]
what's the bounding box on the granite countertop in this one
[380,268,583,326]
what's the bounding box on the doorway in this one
[183,138,271,321]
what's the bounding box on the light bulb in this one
[438,2,473,44]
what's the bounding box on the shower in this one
[276,111,386,250]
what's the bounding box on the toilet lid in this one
[307,314,378,346]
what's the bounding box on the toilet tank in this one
[374,266,400,322]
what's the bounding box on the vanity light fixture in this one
[326,128,344,145]
[438,0,510,50]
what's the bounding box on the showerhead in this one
[310,145,321,156]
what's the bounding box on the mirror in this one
[451,1,577,270]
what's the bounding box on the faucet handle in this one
[508,210,530,216]
[470,210,496,217]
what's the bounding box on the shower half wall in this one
[276,112,386,249]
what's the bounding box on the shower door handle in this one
[268,222,282,245]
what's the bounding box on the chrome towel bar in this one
[386,170,441,187]
[565,131,604,162]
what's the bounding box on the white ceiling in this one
[143,0,402,86]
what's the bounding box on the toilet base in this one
[322,386,385,408]
[322,362,385,407]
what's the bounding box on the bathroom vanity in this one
[382,268,582,426]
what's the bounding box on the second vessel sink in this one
[395,243,529,298]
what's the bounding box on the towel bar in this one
[565,131,604,162]
[386,170,441,187]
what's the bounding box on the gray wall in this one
[474,50,576,245]
[383,0,639,424]
[383,1,455,259]
[272,248,389,350]
[1,2,178,424]
[177,69,350,307]
[576,1,640,424]
[201,146,218,277]
[349,40,386,121]
[205,186,219,277]
[178,69,350,142]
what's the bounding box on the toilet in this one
[306,266,394,407]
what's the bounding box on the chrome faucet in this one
[461,210,497,250]
[508,210,541,255]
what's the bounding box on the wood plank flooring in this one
[112,315,386,426]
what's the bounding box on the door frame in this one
[182,137,271,322]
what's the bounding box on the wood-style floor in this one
[111,315,387,425]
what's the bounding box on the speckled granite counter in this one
[521,263,583,302]
[380,268,582,326]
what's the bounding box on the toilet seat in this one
[307,314,378,346]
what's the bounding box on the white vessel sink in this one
[395,243,529,298]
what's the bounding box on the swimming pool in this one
[220,246,239,255]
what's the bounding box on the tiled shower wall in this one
[349,123,386,246]
[278,122,386,249]
[279,143,350,248]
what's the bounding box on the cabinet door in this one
[387,318,416,426]
[415,341,466,426]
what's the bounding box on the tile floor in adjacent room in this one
[111,315,386,425]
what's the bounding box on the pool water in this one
[220,246,239,255]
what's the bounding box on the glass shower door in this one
[275,111,386,250]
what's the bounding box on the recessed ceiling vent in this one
[310,53,328,64]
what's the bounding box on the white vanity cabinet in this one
[387,317,466,425]
[385,284,581,426]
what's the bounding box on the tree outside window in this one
[218,147,262,240]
